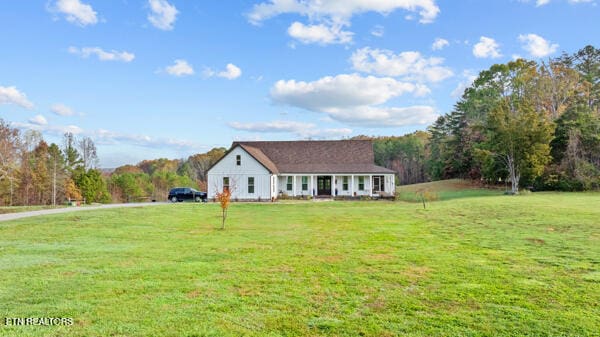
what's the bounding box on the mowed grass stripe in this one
[0,194,599,336]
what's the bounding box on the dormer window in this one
[236,155,241,166]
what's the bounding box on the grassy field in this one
[0,192,599,336]
[396,179,504,202]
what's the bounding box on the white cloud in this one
[147,0,178,30]
[371,25,384,37]
[518,33,559,58]
[270,73,437,127]
[68,47,135,62]
[11,121,83,136]
[248,0,440,25]
[11,122,202,152]
[248,0,439,45]
[450,70,478,98]
[51,0,98,26]
[521,0,592,6]
[165,59,195,77]
[272,74,426,110]
[325,105,439,127]
[287,22,353,45]
[0,85,34,109]
[203,63,242,80]
[230,120,313,133]
[350,47,453,83]
[218,63,242,79]
[93,129,199,149]
[229,120,353,138]
[432,37,449,50]
[51,103,76,116]
[472,36,502,58]
[29,115,48,126]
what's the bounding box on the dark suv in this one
[168,187,207,203]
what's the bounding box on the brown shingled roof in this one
[232,140,395,174]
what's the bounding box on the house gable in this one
[208,145,272,175]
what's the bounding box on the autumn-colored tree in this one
[32,140,50,204]
[370,132,430,185]
[0,119,21,205]
[215,188,231,229]
[214,177,236,229]
[186,147,227,183]
[65,177,82,202]
[114,165,143,174]
[535,59,582,119]
[138,158,179,175]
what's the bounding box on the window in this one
[358,176,364,191]
[223,177,230,192]
[343,176,349,191]
[236,155,241,166]
[287,176,293,191]
[302,176,308,191]
[248,177,255,194]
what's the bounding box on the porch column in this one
[369,175,373,197]
[331,175,336,196]
[311,175,314,196]
[292,175,296,197]
[351,175,354,196]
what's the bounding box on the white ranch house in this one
[207,140,395,200]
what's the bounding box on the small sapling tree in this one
[215,188,231,230]
[214,177,236,230]
[415,189,438,209]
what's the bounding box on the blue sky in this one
[1,0,598,167]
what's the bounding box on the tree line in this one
[365,45,599,193]
[105,147,225,203]
[0,126,109,206]
[0,123,226,206]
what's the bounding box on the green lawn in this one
[1,193,599,336]
[396,179,505,202]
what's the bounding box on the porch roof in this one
[276,164,394,174]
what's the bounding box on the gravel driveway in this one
[0,202,169,222]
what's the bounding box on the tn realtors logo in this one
[3,317,74,326]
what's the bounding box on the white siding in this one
[207,147,271,200]
[276,175,314,197]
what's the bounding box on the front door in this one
[317,176,332,195]
[373,176,384,194]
